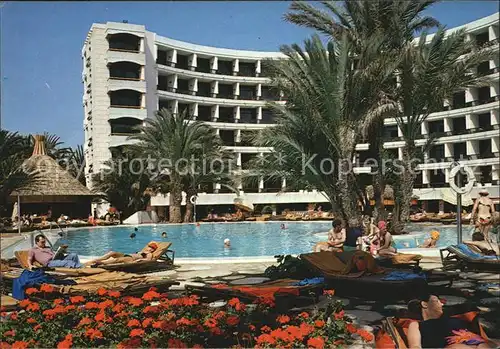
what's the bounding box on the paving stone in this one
[345,310,384,325]
[355,305,372,311]
[429,281,450,287]
[451,281,475,288]
[440,295,466,306]
[480,297,500,306]
[384,304,407,311]
[230,277,270,285]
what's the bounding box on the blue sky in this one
[1,1,498,147]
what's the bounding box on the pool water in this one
[392,224,475,249]
[53,222,471,258]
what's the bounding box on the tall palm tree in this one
[284,0,441,222]
[0,130,36,216]
[249,34,396,223]
[391,27,495,225]
[67,145,86,186]
[91,155,151,220]
[129,108,231,223]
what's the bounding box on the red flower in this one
[248,324,256,331]
[334,310,345,320]
[108,290,121,298]
[33,325,41,332]
[142,317,154,328]
[98,299,114,310]
[26,302,40,312]
[53,299,64,306]
[357,329,374,342]
[307,336,325,349]
[57,335,73,349]
[256,334,276,346]
[167,339,187,348]
[260,325,271,333]
[0,342,11,349]
[27,318,37,324]
[346,323,357,334]
[117,338,142,349]
[228,297,246,311]
[19,300,31,308]
[209,327,222,336]
[129,329,145,338]
[314,320,325,328]
[25,288,38,295]
[112,303,125,313]
[176,317,195,326]
[85,328,103,340]
[142,290,161,301]
[70,296,85,304]
[152,321,164,329]
[114,311,131,319]
[77,317,92,327]
[192,345,204,349]
[323,289,335,296]
[226,315,240,326]
[97,288,107,296]
[298,312,310,319]
[143,306,160,314]
[127,319,141,328]
[8,313,17,321]
[276,315,290,324]
[11,342,28,349]
[40,284,54,293]
[94,311,109,323]
[65,305,76,312]
[299,323,315,337]
[127,297,143,307]
[3,331,15,337]
[84,302,99,310]
[204,318,217,328]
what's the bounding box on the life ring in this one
[190,195,198,204]
[448,164,475,195]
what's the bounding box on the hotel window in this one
[452,117,466,134]
[197,106,212,122]
[453,143,467,161]
[217,60,233,75]
[239,85,255,100]
[196,58,211,73]
[218,107,234,123]
[240,108,257,124]
[239,62,255,77]
[428,120,444,136]
[261,109,276,124]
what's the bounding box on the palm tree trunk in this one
[337,156,361,224]
[372,171,387,222]
[169,179,183,223]
[400,143,417,223]
[183,187,197,223]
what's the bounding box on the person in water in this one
[224,238,231,248]
[420,230,440,248]
[130,233,136,239]
[407,292,496,348]
[370,221,397,257]
[84,242,158,266]
[280,223,287,230]
[471,189,496,242]
[162,232,167,238]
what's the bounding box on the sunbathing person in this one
[407,293,497,348]
[370,221,397,257]
[471,189,496,242]
[85,242,158,266]
[419,230,440,248]
[28,234,82,269]
[325,219,346,252]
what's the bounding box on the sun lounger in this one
[377,307,494,349]
[0,295,19,311]
[97,241,175,273]
[440,243,500,272]
[376,253,422,268]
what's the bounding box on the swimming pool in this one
[51,222,470,258]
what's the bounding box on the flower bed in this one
[0,285,374,348]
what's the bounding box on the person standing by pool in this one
[317,219,345,252]
[370,221,397,257]
[344,219,363,252]
[471,189,496,242]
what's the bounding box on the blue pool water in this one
[53,222,472,258]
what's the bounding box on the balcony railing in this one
[217,93,234,99]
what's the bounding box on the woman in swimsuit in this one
[84,242,158,266]
[370,221,397,257]
[407,293,497,348]
[471,189,496,242]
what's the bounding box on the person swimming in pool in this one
[84,242,158,266]
[162,232,167,238]
[224,238,231,248]
[130,232,136,239]
[280,223,287,230]
[420,230,440,248]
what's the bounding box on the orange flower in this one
[97,288,108,296]
[143,306,160,314]
[26,302,40,312]
[127,319,141,328]
[53,299,64,306]
[299,323,315,337]
[85,328,103,340]
[127,297,143,307]
[129,329,145,338]
[346,323,357,334]
[33,325,41,332]
[108,290,121,298]
[248,324,256,331]
[40,284,54,293]
[176,317,195,326]
[204,318,217,328]
[11,342,28,349]
[142,290,161,301]
[8,313,17,321]
[260,325,271,333]
[19,300,31,308]
[94,311,112,323]
[0,342,11,349]
[256,334,276,346]
[276,315,290,324]
[65,305,76,312]
[334,310,345,320]
[25,288,38,295]
[70,296,85,304]
[323,289,334,296]
[98,299,114,310]
[84,302,99,310]
[27,318,37,324]
[78,317,92,327]
[314,320,325,328]
[57,340,72,349]
[3,331,15,337]
[228,297,246,311]
[307,336,325,349]
[226,315,240,326]
[167,339,187,348]
[142,317,154,328]
[152,321,164,329]
[112,303,125,313]
[357,329,374,342]
[298,312,310,319]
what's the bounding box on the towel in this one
[293,277,325,286]
[12,269,76,300]
[381,271,427,281]
[456,244,499,260]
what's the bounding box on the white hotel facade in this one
[82,14,500,213]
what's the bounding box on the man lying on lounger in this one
[28,234,83,269]
[84,242,158,266]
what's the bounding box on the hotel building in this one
[82,13,499,215]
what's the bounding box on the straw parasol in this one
[11,135,95,203]
[233,196,254,212]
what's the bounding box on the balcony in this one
[108,33,140,53]
[217,61,233,76]
[240,108,258,124]
[109,119,142,136]
[109,89,142,109]
[108,61,141,80]
[196,58,211,73]
[238,62,256,77]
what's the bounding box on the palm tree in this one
[67,145,86,186]
[128,108,231,223]
[20,132,70,161]
[249,34,396,223]
[91,155,151,220]
[0,130,36,217]
[391,27,495,226]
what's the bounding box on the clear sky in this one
[1,1,498,147]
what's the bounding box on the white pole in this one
[17,194,21,235]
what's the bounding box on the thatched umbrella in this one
[10,135,95,220]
